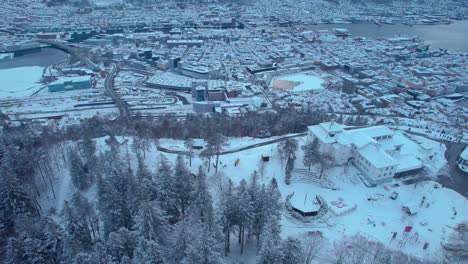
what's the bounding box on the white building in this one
[307,122,423,186]
[457,146,468,173]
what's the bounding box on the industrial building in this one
[48,76,92,92]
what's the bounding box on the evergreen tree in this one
[301,137,320,171]
[98,152,133,238]
[219,180,236,256]
[135,200,170,247]
[106,228,137,263]
[248,171,260,203]
[257,219,282,264]
[71,191,99,240]
[133,238,165,264]
[68,149,93,191]
[62,195,93,257]
[173,155,195,217]
[131,136,143,157]
[184,138,195,167]
[156,155,178,221]
[79,136,97,172]
[184,220,223,264]
[266,178,282,223]
[259,178,282,247]
[192,166,216,230]
[169,216,191,264]
[235,179,254,254]
[72,241,109,264]
[250,184,268,247]
[0,150,37,236]
[5,217,63,264]
[276,142,285,168]
[135,152,152,181]
[280,237,305,264]
[278,138,298,168]
[284,155,295,185]
[204,133,227,174]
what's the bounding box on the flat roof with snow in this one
[358,143,398,169]
[290,192,321,213]
[350,126,395,139]
[394,154,423,173]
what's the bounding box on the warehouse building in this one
[48,76,92,92]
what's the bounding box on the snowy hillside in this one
[31,133,466,263]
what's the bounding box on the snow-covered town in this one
[0,0,467,263]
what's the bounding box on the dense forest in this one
[0,110,463,263]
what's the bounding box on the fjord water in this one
[296,20,468,52]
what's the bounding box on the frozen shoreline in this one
[0,66,44,97]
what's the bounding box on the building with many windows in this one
[307,122,423,186]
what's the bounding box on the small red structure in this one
[404,226,413,233]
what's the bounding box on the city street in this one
[438,142,468,198]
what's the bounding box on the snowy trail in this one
[156,132,307,155]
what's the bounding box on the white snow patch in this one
[0,66,44,97]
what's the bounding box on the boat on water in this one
[321,18,351,24]
[0,53,14,62]
[415,18,453,25]
[331,28,350,37]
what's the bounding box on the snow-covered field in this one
[42,134,466,263]
[0,66,44,97]
[272,73,325,92]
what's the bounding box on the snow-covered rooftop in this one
[358,143,399,169]
[393,154,423,173]
[290,192,321,213]
[350,126,395,139]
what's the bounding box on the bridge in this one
[38,40,130,122]
[37,40,100,72]
[105,64,132,122]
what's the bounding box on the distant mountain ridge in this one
[44,0,464,7]
[44,0,124,7]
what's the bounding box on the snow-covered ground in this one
[272,73,325,91]
[158,135,304,153]
[157,135,461,260]
[41,134,466,263]
[0,66,44,97]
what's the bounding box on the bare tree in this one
[303,234,324,264]
[277,138,298,168]
[258,159,266,180]
[277,143,285,168]
[204,133,227,175]
[184,138,194,167]
[442,228,468,263]
[319,150,334,179]
[302,137,319,171]
[333,240,348,264]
